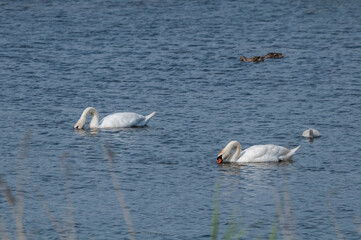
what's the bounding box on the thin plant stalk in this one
[14,191,25,240]
[59,153,77,240]
[223,218,236,240]
[14,132,32,240]
[269,219,278,240]
[104,144,136,240]
[327,191,344,240]
[223,210,246,240]
[0,176,15,206]
[34,191,67,240]
[211,180,220,240]
[274,170,300,240]
[0,212,11,240]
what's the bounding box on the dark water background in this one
[1,0,361,239]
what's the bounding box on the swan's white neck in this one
[82,107,100,129]
[225,141,242,162]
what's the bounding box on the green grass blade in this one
[269,219,278,240]
[211,180,220,240]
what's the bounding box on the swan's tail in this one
[144,112,156,124]
[286,145,301,160]
[279,145,301,161]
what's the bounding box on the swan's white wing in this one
[238,145,289,163]
[302,129,312,137]
[312,129,321,137]
[99,112,146,128]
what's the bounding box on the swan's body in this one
[264,52,284,58]
[217,141,301,164]
[240,56,265,62]
[302,128,321,138]
[74,107,156,129]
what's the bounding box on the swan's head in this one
[217,141,240,164]
[74,107,98,130]
[217,154,224,164]
[217,148,230,164]
[74,118,86,130]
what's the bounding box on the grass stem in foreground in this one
[105,144,136,240]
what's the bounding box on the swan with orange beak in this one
[217,141,300,164]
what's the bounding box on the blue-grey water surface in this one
[1,0,361,239]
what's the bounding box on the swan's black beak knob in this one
[217,155,223,164]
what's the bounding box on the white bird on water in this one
[302,128,321,138]
[74,107,156,129]
[217,140,301,164]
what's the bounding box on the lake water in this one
[1,0,361,239]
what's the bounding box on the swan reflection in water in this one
[217,160,294,175]
[74,128,99,136]
[74,125,151,136]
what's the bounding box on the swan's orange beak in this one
[217,155,223,164]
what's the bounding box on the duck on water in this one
[240,52,284,63]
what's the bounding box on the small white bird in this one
[302,128,321,138]
[74,107,156,129]
[217,140,301,164]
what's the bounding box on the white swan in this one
[217,141,301,164]
[74,107,156,129]
[302,128,321,138]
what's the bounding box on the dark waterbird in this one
[240,52,284,63]
[240,56,265,63]
[264,52,284,58]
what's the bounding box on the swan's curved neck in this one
[82,107,100,129]
[226,141,242,162]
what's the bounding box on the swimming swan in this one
[217,141,301,164]
[302,128,321,138]
[74,107,156,129]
